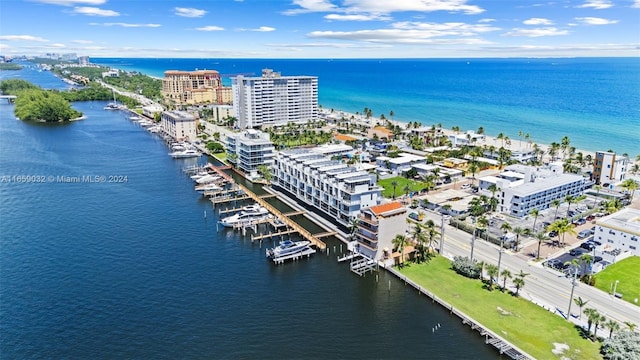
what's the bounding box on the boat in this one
[190,170,211,180]
[266,240,313,259]
[195,174,221,184]
[219,205,269,228]
[169,149,201,158]
[104,89,124,110]
[194,183,222,193]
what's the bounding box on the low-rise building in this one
[225,129,275,179]
[478,164,587,217]
[273,146,381,225]
[594,208,640,256]
[376,152,426,175]
[143,104,164,119]
[368,126,394,140]
[448,130,485,146]
[592,151,629,186]
[161,110,197,141]
[355,202,407,261]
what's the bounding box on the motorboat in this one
[195,174,221,184]
[266,240,312,259]
[190,170,211,180]
[169,149,201,158]
[219,205,269,228]
[194,183,222,193]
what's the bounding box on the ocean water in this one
[94,57,640,156]
[0,67,497,359]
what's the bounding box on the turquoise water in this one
[94,57,640,155]
[0,67,497,358]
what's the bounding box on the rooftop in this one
[369,201,405,217]
[597,208,640,236]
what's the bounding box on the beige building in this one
[161,110,197,141]
[162,70,232,106]
[355,201,407,261]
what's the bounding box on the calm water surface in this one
[0,67,497,358]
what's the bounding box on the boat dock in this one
[234,183,327,251]
[269,247,317,264]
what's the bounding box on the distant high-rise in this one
[161,69,232,106]
[232,69,318,129]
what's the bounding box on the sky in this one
[1,0,639,58]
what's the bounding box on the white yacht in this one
[266,240,313,259]
[169,149,201,158]
[195,174,221,184]
[219,205,269,228]
[194,183,222,193]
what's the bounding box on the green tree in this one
[392,234,407,266]
[529,208,540,233]
[485,264,498,290]
[501,269,512,291]
[534,231,549,260]
[573,296,589,319]
[257,164,273,183]
[391,180,398,200]
[621,178,638,201]
[552,199,561,219]
[605,319,621,339]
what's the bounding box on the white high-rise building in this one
[225,130,275,180]
[232,69,318,129]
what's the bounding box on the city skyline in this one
[1,0,639,58]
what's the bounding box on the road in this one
[423,210,640,328]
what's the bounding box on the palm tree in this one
[621,178,638,201]
[347,217,359,241]
[594,314,606,339]
[592,185,601,208]
[529,208,540,233]
[605,319,620,339]
[565,195,575,217]
[513,277,525,296]
[584,308,600,335]
[497,132,504,147]
[392,234,407,266]
[512,227,527,251]
[549,218,575,247]
[476,260,486,281]
[487,183,499,211]
[534,231,549,259]
[391,180,398,200]
[623,321,637,331]
[403,184,411,199]
[552,199,561,219]
[561,136,571,159]
[485,264,498,290]
[501,269,512,291]
[573,296,589,319]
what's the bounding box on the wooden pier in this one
[251,228,299,242]
[234,183,327,250]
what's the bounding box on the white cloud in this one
[0,35,48,42]
[73,6,119,16]
[51,43,66,48]
[32,0,106,5]
[196,25,225,31]
[576,0,613,9]
[574,17,619,25]
[523,18,553,25]
[478,18,495,23]
[71,39,93,44]
[307,21,499,44]
[174,7,207,18]
[90,22,161,28]
[237,26,276,32]
[633,0,640,8]
[0,44,10,49]
[286,0,484,16]
[324,13,391,21]
[283,0,338,15]
[504,27,569,37]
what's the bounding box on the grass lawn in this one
[211,152,227,162]
[378,176,427,199]
[593,256,640,306]
[399,256,601,360]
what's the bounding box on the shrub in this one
[451,256,480,279]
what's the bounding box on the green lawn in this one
[593,256,640,306]
[378,176,427,199]
[399,256,601,360]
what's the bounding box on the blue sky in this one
[1,0,639,58]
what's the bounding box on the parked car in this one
[461,183,471,189]
[549,230,558,238]
[586,215,596,221]
[408,212,424,221]
[546,259,563,269]
[569,248,584,256]
[581,242,595,250]
[574,218,587,226]
[577,229,591,239]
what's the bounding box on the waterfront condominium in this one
[232,69,318,129]
[161,69,232,106]
[160,110,197,141]
[355,201,407,261]
[225,129,276,180]
[478,163,588,218]
[272,145,381,225]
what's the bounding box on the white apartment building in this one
[594,208,640,256]
[161,110,197,141]
[225,130,275,179]
[592,151,629,186]
[376,152,426,175]
[232,69,318,129]
[355,202,407,261]
[273,146,381,225]
[478,164,587,217]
